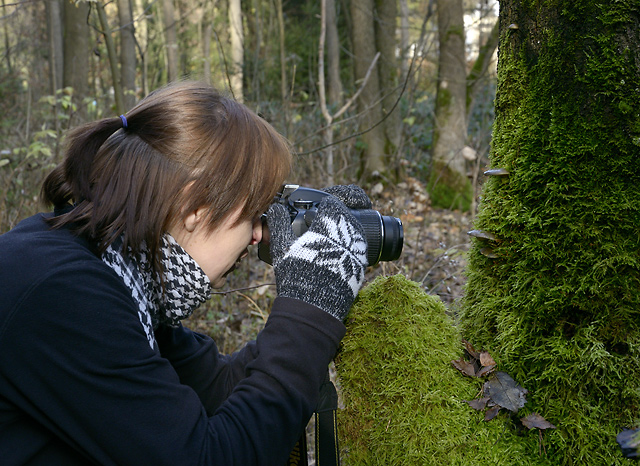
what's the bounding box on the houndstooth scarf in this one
[102,234,212,349]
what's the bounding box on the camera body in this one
[258,185,403,266]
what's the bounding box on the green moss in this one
[460,2,640,464]
[436,87,452,111]
[336,275,548,465]
[428,161,474,211]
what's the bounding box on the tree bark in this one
[228,0,243,101]
[399,0,409,80]
[117,0,137,110]
[432,0,467,177]
[96,1,125,114]
[350,0,386,178]
[63,0,90,122]
[375,0,401,155]
[162,0,178,82]
[466,20,499,119]
[275,0,286,102]
[47,0,63,95]
[325,0,342,106]
[461,1,640,463]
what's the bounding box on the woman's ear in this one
[182,208,206,233]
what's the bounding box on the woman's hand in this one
[321,184,372,210]
[266,186,370,321]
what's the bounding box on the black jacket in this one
[0,213,345,465]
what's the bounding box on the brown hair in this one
[42,80,291,275]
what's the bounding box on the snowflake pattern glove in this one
[266,196,368,321]
[322,184,373,210]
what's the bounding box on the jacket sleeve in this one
[154,323,260,414]
[0,261,345,466]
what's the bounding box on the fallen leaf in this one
[521,413,556,430]
[484,405,500,421]
[484,372,528,412]
[451,358,476,377]
[463,340,480,359]
[479,351,496,367]
[476,364,496,378]
[464,396,490,411]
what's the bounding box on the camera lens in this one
[258,185,404,266]
[350,210,404,266]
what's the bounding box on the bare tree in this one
[228,0,243,101]
[275,0,286,102]
[375,0,401,156]
[319,0,379,185]
[162,0,178,82]
[63,0,90,122]
[96,0,125,113]
[47,0,63,95]
[350,0,387,178]
[432,0,467,178]
[1,0,13,75]
[117,0,137,109]
[466,20,498,118]
[201,1,213,85]
[325,0,342,105]
[399,0,410,80]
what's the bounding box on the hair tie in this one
[119,114,128,129]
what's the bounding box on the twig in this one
[211,283,275,295]
[236,292,267,323]
[420,243,468,285]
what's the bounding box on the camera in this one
[258,184,404,266]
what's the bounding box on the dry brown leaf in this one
[479,351,496,367]
[464,396,490,411]
[451,358,476,378]
[484,405,500,421]
[463,339,480,359]
[476,364,496,378]
[521,413,556,430]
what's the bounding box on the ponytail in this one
[41,117,124,208]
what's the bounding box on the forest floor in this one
[189,177,476,354]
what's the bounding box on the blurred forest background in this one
[0,0,499,351]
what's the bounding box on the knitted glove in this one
[322,184,372,210]
[266,195,368,321]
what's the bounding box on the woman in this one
[0,81,369,465]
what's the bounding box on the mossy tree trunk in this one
[461,1,640,464]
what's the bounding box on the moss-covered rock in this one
[336,275,549,465]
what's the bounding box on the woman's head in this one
[42,81,291,275]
